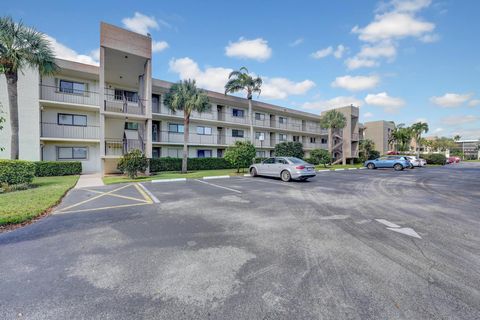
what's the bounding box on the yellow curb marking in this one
[134,183,153,204]
[83,188,150,203]
[59,202,151,214]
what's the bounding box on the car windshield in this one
[286,157,307,164]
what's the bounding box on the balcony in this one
[105,139,145,156]
[152,131,251,146]
[40,84,99,106]
[104,94,146,116]
[40,122,100,140]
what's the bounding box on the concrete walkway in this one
[74,173,104,189]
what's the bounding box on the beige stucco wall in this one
[42,141,100,173]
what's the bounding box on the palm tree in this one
[319,110,347,161]
[453,134,461,142]
[0,17,57,159]
[389,124,412,152]
[411,121,429,156]
[163,79,210,173]
[359,138,375,161]
[224,67,262,142]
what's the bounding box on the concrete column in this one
[99,46,106,175]
[144,58,152,159]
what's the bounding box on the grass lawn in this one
[103,168,248,185]
[0,175,79,226]
[316,163,364,171]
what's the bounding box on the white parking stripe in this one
[194,179,242,193]
[375,219,401,228]
[138,183,160,203]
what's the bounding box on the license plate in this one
[307,167,312,171]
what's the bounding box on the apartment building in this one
[451,139,480,159]
[363,120,396,155]
[0,22,360,174]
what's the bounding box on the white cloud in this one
[468,99,480,107]
[152,40,169,53]
[352,12,435,43]
[225,37,272,61]
[302,96,363,112]
[122,12,160,35]
[430,93,473,108]
[441,115,478,126]
[261,78,315,100]
[391,0,432,13]
[364,112,374,119]
[289,38,304,47]
[364,92,405,113]
[311,45,346,59]
[169,57,232,92]
[45,35,98,65]
[358,42,397,59]
[345,57,378,70]
[419,33,440,43]
[331,75,380,91]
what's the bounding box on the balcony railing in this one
[39,84,99,106]
[104,93,146,115]
[152,131,251,146]
[105,139,145,156]
[41,122,100,140]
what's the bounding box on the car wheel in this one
[281,170,291,182]
[409,164,415,169]
[394,163,403,171]
[250,167,257,177]
[367,163,375,170]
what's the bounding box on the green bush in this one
[34,161,82,177]
[309,149,331,167]
[0,160,35,185]
[224,141,256,173]
[369,150,380,160]
[274,141,304,158]
[118,149,149,178]
[149,157,235,172]
[423,153,446,165]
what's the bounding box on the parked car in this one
[406,156,424,168]
[387,150,400,155]
[419,158,427,166]
[249,157,316,181]
[364,156,412,171]
[447,156,460,164]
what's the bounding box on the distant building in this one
[363,120,396,155]
[451,139,480,159]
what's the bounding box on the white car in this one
[406,156,425,167]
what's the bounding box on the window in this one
[58,113,87,126]
[169,123,184,133]
[197,150,212,158]
[263,158,275,164]
[255,132,265,140]
[279,116,287,124]
[232,108,244,117]
[59,80,85,94]
[276,158,288,164]
[167,148,181,158]
[152,147,161,158]
[256,151,266,158]
[293,136,300,142]
[255,112,265,121]
[232,129,244,137]
[114,89,138,102]
[279,133,287,141]
[152,94,160,113]
[57,147,87,160]
[125,122,139,130]
[196,126,212,135]
[321,138,327,144]
[310,137,316,143]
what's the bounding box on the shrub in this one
[274,141,304,159]
[0,160,35,185]
[224,141,256,173]
[369,150,380,160]
[117,149,149,178]
[34,161,82,177]
[309,149,331,167]
[423,153,446,165]
[149,157,234,172]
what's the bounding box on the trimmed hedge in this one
[34,161,82,177]
[0,160,36,185]
[149,157,235,172]
[423,153,446,165]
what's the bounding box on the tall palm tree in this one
[389,124,412,152]
[453,134,461,142]
[163,79,210,173]
[319,110,347,161]
[411,121,429,156]
[0,17,57,159]
[224,67,262,142]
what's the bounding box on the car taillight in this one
[295,165,305,169]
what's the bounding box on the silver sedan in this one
[249,157,316,181]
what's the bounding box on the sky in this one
[5,0,480,139]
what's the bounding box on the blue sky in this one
[6,0,480,138]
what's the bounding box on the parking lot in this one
[1,163,479,319]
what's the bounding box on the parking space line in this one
[59,202,151,214]
[83,188,150,203]
[194,179,242,193]
[137,183,160,203]
[58,184,133,212]
[134,183,154,204]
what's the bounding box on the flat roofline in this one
[100,21,152,41]
[55,58,99,75]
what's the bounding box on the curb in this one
[203,175,231,180]
[137,183,160,203]
[151,178,187,183]
[244,174,251,177]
